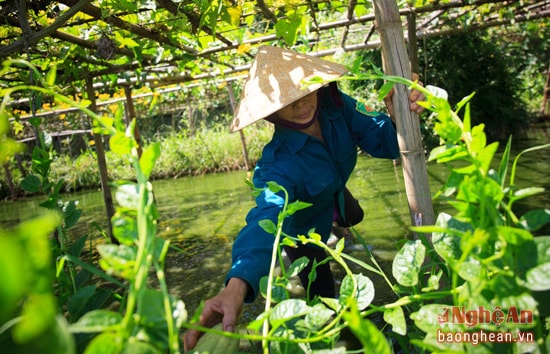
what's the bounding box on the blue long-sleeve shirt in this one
[226,86,399,302]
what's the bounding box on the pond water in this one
[0,130,548,326]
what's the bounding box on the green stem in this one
[262,188,289,354]
[155,239,179,353]
[362,287,462,324]
[121,152,152,336]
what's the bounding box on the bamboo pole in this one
[542,62,550,117]
[407,11,419,74]
[123,85,143,157]
[2,163,17,200]
[371,0,435,234]
[227,84,251,171]
[85,78,116,243]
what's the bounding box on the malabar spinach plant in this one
[0,59,186,353]
[228,73,549,354]
[16,107,122,330]
[395,79,550,354]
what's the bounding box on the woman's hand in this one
[183,277,248,351]
[384,72,425,118]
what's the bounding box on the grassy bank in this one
[0,124,274,199]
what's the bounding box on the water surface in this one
[1,135,548,325]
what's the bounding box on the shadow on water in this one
[0,129,548,335]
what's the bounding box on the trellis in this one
[5,0,548,151]
[1,1,548,89]
[1,0,549,239]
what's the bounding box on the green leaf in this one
[137,288,169,328]
[0,137,25,161]
[117,0,137,11]
[0,234,27,323]
[41,131,53,149]
[287,256,309,278]
[344,302,392,354]
[82,332,123,354]
[39,196,57,209]
[304,303,334,330]
[335,238,345,254]
[8,314,75,354]
[259,219,277,235]
[469,124,488,154]
[97,244,137,279]
[519,209,550,232]
[433,119,463,145]
[286,200,312,216]
[13,293,57,343]
[115,183,140,209]
[525,262,550,291]
[457,257,484,282]
[488,274,539,318]
[429,144,468,163]
[274,14,302,45]
[497,226,533,245]
[139,142,161,179]
[383,306,407,336]
[62,254,126,289]
[110,132,135,156]
[18,212,60,269]
[269,299,310,328]
[21,174,41,193]
[119,36,140,48]
[259,276,289,303]
[112,212,138,245]
[392,240,425,287]
[67,285,97,320]
[320,297,341,312]
[281,237,296,247]
[63,200,82,229]
[339,273,375,310]
[534,236,550,264]
[432,213,466,263]
[46,65,57,86]
[497,136,512,186]
[52,179,63,197]
[29,116,42,128]
[512,187,545,202]
[410,304,457,334]
[92,116,115,135]
[246,312,269,332]
[121,340,162,354]
[70,310,122,333]
[266,181,283,193]
[377,81,394,101]
[224,3,241,26]
[515,239,539,275]
[423,273,442,292]
[438,170,465,197]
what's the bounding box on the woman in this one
[184,46,424,350]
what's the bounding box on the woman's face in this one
[276,91,318,125]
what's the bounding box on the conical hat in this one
[230,46,348,132]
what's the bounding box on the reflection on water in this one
[0,135,548,324]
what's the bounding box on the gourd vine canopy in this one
[1,0,548,94]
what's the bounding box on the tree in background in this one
[344,26,547,149]
[420,30,533,142]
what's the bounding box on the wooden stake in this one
[3,163,17,200]
[123,85,143,157]
[372,0,435,236]
[85,78,116,243]
[227,85,251,171]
